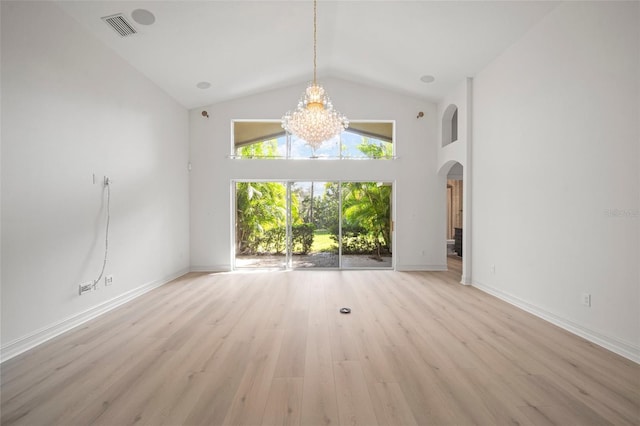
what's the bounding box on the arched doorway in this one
[439,161,464,281]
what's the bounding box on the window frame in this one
[230,119,396,160]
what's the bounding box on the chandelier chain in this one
[313,0,317,84]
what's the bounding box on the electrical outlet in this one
[79,282,93,295]
[490,264,496,274]
[581,293,591,307]
[105,275,113,286]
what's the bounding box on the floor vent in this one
[101,14,137,37]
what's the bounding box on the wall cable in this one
[93,178,111,289]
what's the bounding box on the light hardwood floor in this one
[2,260,638,425]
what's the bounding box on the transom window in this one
[232,120,394,159]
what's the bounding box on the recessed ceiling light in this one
[420,75,435,83]
[196,81,211,90]
[131,9,155,26]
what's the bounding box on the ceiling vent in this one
[101,14,137,37]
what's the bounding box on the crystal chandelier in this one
[282,0,348,150]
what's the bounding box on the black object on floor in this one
[340,307,351,314]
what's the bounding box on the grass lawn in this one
[312,230,338,252]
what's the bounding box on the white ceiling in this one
[56,1,559,109]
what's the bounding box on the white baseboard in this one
[472,280,640,364]
[190,264,231,272]
[396,264,448,271]
[0,268,189,363]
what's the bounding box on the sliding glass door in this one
[234,181,392,269]
[290,182,340,268]
[340,182,393,268]
[234,181,287,268]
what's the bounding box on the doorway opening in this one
[445,162,463,280]
[234,181,393,270]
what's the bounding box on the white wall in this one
[1,1,190,358]
[472,1,639,361]
[189,78,441,271]
[437,79,473,283]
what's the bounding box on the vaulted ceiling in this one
[56,1,559,109]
